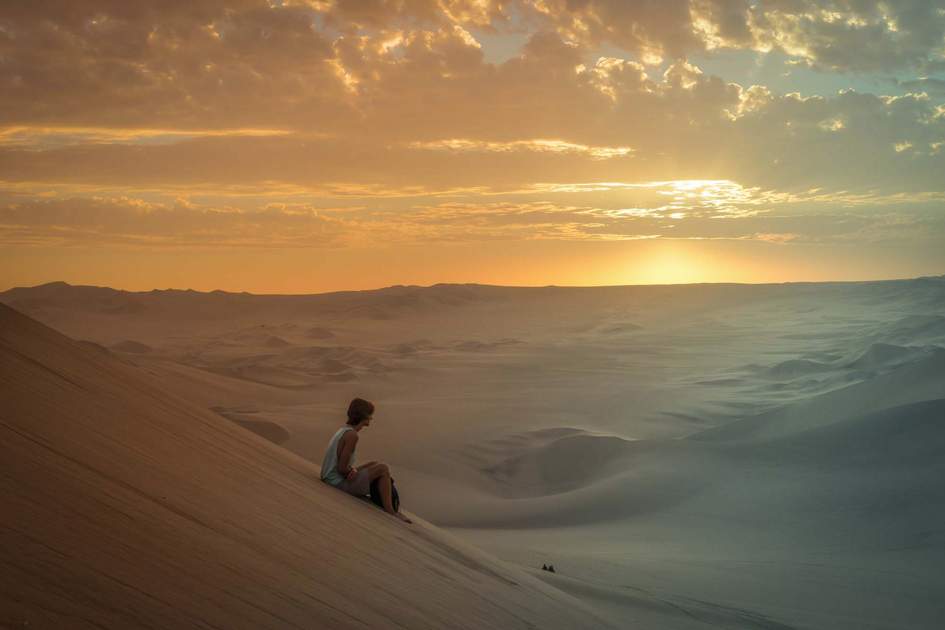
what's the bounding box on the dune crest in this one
[476,429,638,497]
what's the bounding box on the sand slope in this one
[0,303,607,630]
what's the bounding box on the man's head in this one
[346,397,375,428]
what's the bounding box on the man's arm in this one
[336,431,358,480]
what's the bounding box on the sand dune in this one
[878,314,945,344]
[447,396,945,627]
[390,339,437,356]
[597,322,642,335]
[0,303,608,629]
[846,340,937,369]
[263,335,291,348]
[760,357,830,379]
[3,277,945,629]
[111,339,153,354]
[453,339,522,352]
[306,326,335,339]
[748,398,945,466]
[211,406,293,444]
[700,346,945,442]
[479,430,638,497]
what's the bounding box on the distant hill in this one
[3,276,943,340]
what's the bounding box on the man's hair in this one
[347,398,375,425]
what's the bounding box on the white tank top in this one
[321,426,356,487]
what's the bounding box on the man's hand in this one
[345,468,358,482]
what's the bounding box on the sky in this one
[1,0,945,293]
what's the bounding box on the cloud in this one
[0,2,350,128]
[3,1,943,137]
[895,77,945,96]
[749,1,945,73]
[3,183,942,249]
[510,1,945,72]
[1,1,943,264]
[513,2,943,75]
[0,196,355,247]
[0,126,292,148]
[1,64,942,196]
[407,138,634,159]
[752,232,798,244]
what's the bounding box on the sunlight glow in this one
[631,243,706,285]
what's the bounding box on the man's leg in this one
[363,463,393,510]
[362,463,410,522]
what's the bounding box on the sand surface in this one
[3,277,945,628]
[0,303,608,629]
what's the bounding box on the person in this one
[320,398,411,524]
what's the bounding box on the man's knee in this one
[366,462,390,479]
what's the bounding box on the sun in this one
[635,245,704,284]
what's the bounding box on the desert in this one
[3,277,944,628]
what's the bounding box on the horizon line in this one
[4,273,944,298]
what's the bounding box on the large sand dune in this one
[0,303,607,629]
[3,277,945,628]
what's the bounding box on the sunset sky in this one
[2,0,944,292]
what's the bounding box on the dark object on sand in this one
[369,476,400,513]
[541,564,556,573]
[542,564,548,571]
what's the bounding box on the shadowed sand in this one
[0,303,609,629]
